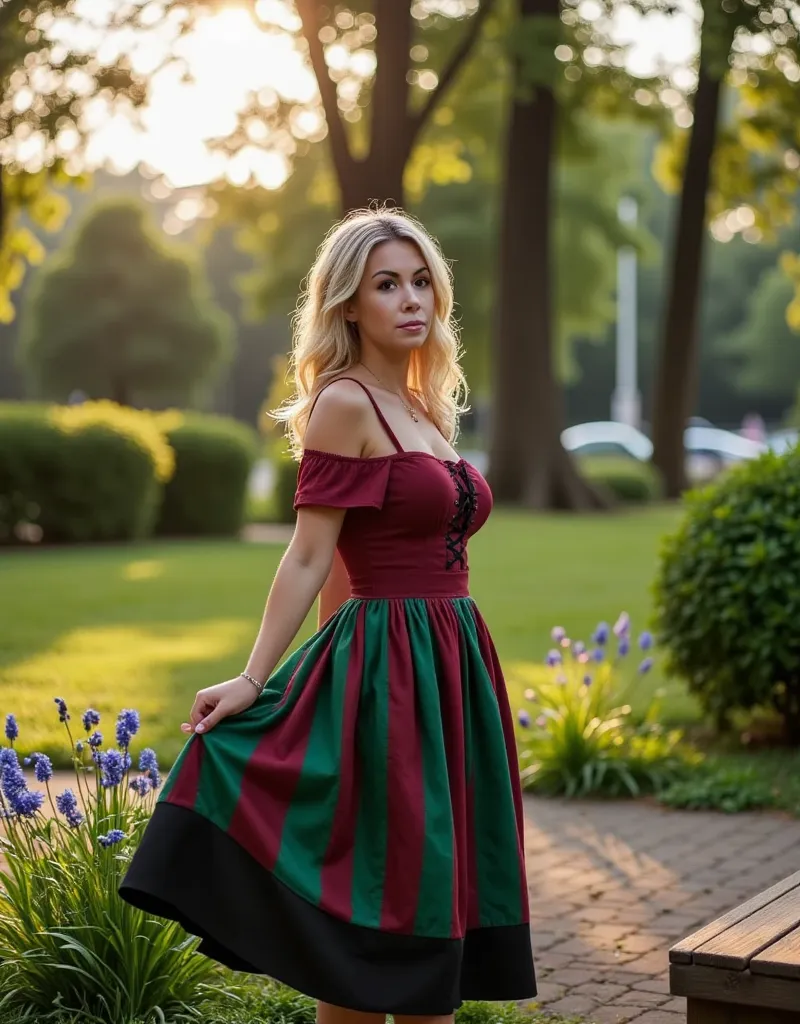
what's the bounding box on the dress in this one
[119,379,537,1015]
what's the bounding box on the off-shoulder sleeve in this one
[293,450,391,511]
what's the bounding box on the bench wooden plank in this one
[687,1000,800,1023]
[693,887,800,970]
[751,925,800,980]
[670,871,800,965]
[671,961,800,1013]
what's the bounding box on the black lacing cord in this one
[445,464,478,570]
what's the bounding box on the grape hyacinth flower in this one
[99,749,126,788]
[33,753,53,784]
[613,612,630,638]
[638,657,654,675]
[592,622,609,646]
[546,649,562,667]
[13,790,45,817]
[639,631,654,651]
[583,675,593,686]
[116,709,140,749]
[98,829,126,848]
[55,789,84,828]
[618,637,630,657]
[88,731,103,749]
[4,714,18,743]
[129,777,152,798]
[82,708,101,732]
[591,648,605,663]
[572,641,586,656]
[517,709,531,728]
[54,697,70,723]
[551,626,566,642]
[1,750,44,817]
[138,748,161,789]
[75,741,84,754]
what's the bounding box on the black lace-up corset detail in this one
[445,462,478,570]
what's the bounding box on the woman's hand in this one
[181,677,260,735]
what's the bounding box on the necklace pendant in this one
[410,410,419,422]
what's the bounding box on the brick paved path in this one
[522,795,800,1023]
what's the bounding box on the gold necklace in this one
[359,362,419,422]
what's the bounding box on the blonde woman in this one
[120,209,537,1022]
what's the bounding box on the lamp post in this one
[611,196,641,428]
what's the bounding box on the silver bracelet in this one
[240,671,265,695]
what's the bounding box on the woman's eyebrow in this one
[371,266,429,279]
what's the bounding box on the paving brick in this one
[571,982,629,1003]
[624,1013,682,1024]
[610,990,668,1008]
[530,979,565,1004]
[618,933,665,955]
[588,1008,642,1024]
[545,994,600,1015]
[631,977,671,996]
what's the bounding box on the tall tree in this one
[651,0,800,496]
[16,198,233,407]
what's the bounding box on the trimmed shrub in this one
[654,447,800,741]
[578,454,663,504]
[271,443,300,524]
[0,401,173,544]
[155,413,258,537]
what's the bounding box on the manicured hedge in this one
[578,454,663,504]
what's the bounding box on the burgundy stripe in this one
[227,639,334,871]
[380,601,426,932]
[164,735,205,809]
[426,599,468,939]
[319,604,366,920]
[472,606,530,924]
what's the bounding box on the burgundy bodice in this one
[292,380,493,600]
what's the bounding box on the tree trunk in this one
[339,160,407,214]
[651,60,723,498]
[488,0,606,509]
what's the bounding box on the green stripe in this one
[159,736,194,801]
[458,600,525,927]
[407,599,454,936]
[350,600,390,927]
[273,603,360,902]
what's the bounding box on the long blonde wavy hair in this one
[272,207,469,458]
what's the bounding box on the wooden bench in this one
[669,870,800,1022]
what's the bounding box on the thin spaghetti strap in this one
[310,376,405,453]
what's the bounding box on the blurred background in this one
[2,0,799,523]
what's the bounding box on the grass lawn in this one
[1,505,695,767]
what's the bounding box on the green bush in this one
[0,401,173,544]
[155,413,258,537]
[658,763,775,814]
[578,455,663,504]
[514,615,696,798]
[654,447,800,741]
[271,443,300,524]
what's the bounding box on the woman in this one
[120,208,537,1023]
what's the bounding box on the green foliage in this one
[654,447,800,740]
[0,401,174,545]
[16,198,234,409]
[515,616,694,798]
[659,763,774,814]
[270,444,300,525]
[154,413,258,537]
[578,455,663,504]
[0,701,227,1023]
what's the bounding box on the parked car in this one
[561,421,766,482]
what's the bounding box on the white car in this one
[561,421,766,481]
[767,428,798,455]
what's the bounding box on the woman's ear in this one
[344,299,358,323]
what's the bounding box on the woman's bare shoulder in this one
[304,377,372,457]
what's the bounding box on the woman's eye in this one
[415,278,430,288]
[378,279,394,290]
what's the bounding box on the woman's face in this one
[345,239,435,354]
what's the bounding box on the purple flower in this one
[88,731,103,749]
[4,714,18,743]
[591,648,605,663]
[583,674,593,686]
[572,641,586,656]
[22,757,31,766]
[82,709,101,732]
[33,753,53,784]
[56,789,84,828]
[54,697,70,723]
[138,748,161,789]
[129,777,152,798]
[115,709,140,749]
[98,829,126,848]
[618,637,630,657]
[517,709,531,728]
[638,657,654,675]
[99,749,125,788]
[592,622,609,645]
[1,749,26,802]
[551,626,566,642]
[76,741,84,753]
[546,649,563,667]
[638,631,654,651]
[12,790,44,817]
[613,612,630,639]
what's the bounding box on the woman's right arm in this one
[182,381,369,735]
